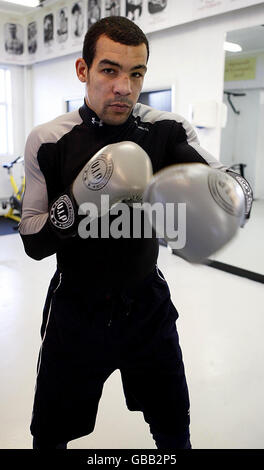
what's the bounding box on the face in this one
[76,35,148,125]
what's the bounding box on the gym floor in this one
[0,201,263,449]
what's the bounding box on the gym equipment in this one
[1,156,25,223]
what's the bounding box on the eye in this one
[132,72,143,78]
[102,68,116,75]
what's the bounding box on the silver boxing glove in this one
[143,163,246,263]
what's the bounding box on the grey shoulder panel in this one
[133,103,226,170]
[27,109,83,153]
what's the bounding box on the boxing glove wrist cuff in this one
[48,188,80,238]
[226,170,253,220]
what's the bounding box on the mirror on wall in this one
[209,25,264,279]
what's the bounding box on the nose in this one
[112,74,132,96]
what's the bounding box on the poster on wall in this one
[148,0,168,15]
[144,0,178,32]
[193,0,225,17]
[4,22,24,56]
[226,0,264,8]
[27,20,38,56]
[105,0,121,16]
[192,0,264,20]
[88,0,102,28]
[43,12,55,54]
[125,0,143,21]
[56,6,69,45]
[70,0,85,45]
[224,56,257,81]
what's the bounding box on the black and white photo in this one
[27,21,37,54]
[43,13,54,46]
[88,0,101,29]
[105,0,121,17]
[71,1,84,38]
[56,7,68,43]
[4,23,24,56]
[148,0,168,14]
[126,0,143,21]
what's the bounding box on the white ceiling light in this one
[0,0,39,7]
[224,41,242,53]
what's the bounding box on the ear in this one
[75,58,88,83]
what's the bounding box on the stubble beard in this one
[100,102,134,126]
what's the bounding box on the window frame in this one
[0,66,13,156]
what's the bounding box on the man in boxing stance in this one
[19,16,252,449]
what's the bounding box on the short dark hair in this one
[82,16,149,68]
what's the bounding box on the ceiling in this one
[0,0,35,12]
[226,24,264,55]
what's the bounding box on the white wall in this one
[220,51,264,198]
[220,89,260,194]
[31,52,84,125]
[255,90,264,199]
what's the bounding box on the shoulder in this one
[133,103,199,144]
[133,102,184,124]
[25,109,83,157]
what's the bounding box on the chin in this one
[112,117,129,126]
[102,107,132,126]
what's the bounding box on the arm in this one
[165,118,253,223]
[19,128,73,260]
[20,138,152,260]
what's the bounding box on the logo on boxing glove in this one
[82,155,114,191]
[50,194,75,229]
[208,173,241,217]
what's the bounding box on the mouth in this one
[109,103,131,112]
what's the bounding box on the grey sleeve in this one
[19,128,61,260]
[19,127,49,236]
